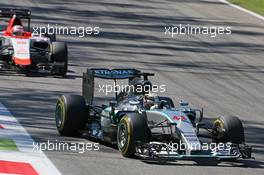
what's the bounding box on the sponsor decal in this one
[172,115,187,121]
[10,38,31,65]
[93,69,137,78]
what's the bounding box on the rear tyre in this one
[51,42,68,77]
[117,113,149,157]
[213,116,245,144]
[55,95,87,136]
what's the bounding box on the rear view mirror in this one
[179,100,189,107]
[109,101,117,107]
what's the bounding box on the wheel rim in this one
[213,120,225,142]
[118,123,128,149]
[55,104,63,128]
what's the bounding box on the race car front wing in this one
[135,142,252,161]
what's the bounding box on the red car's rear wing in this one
[0,8,31,32]
[0,8,31,19]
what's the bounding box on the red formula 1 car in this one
[0,8,68,76]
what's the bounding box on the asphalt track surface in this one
[0,0,264,174]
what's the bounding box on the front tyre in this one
[213,116,245,144]
[117,113,149,157]
[55,95,87,136]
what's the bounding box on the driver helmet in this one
[12,25,24,36]
[144,93,158,109]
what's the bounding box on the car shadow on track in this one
[140,158,264,168]
[0,69,81,79]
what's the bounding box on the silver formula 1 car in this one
[55,68,252,160]
[0,8,68,76]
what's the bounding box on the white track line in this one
[0,102,61,175]
[218,0,264,21]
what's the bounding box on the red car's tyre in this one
[51,42,68,77]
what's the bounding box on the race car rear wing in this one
[92,68,141,79]
[0,8,31,19]
[0,8,31,31]
[82,68,154,104]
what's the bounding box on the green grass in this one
[229,0,264,16]
[0,139,18,151]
